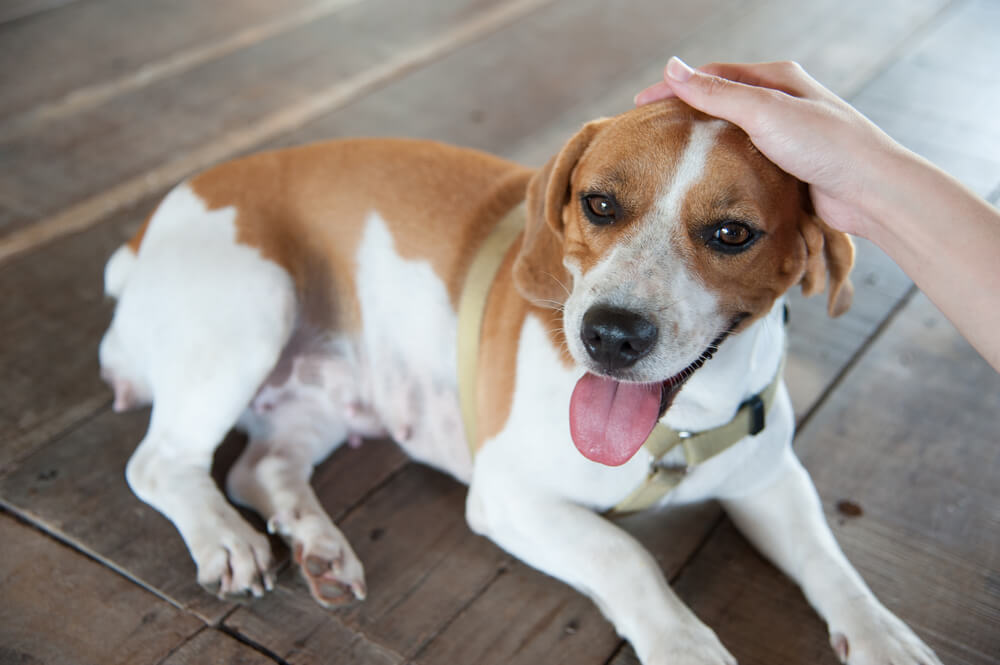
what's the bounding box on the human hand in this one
[636,58,904,239]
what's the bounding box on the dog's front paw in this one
[640,622,737,665]
[269,510,366,608]
[191,519,275,598]
[830,604,941,665]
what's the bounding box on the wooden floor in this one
[1,1,998,664]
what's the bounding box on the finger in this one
[634,80,677,106]
[695,60,813,96]
[663,57,786,130]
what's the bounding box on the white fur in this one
[103,244,136,298]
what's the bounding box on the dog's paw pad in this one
[294,540,366,608]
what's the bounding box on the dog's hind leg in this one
[108,184,298,597]
[226,433,366,607]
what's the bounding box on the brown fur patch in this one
[185,139,531,331]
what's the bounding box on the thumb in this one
[664,57,773,130]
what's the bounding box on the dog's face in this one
[513,101,854,465]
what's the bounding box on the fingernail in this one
[666,56,694,82]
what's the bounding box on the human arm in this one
[636,58,1000,371]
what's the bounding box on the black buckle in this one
[741,394,766,436]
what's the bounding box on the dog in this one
[99,99,941,665]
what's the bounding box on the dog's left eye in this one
[708,221,760,253]
[582,194,618,225]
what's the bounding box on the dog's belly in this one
[241,210,471,482]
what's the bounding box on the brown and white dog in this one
[100,100,940,665]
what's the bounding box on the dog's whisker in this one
[542,271,572,298]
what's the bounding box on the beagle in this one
[99,100,940,665]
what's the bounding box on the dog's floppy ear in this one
[798,210,855,317]
[513,118,608,305]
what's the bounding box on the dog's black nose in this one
[581,305,658,370]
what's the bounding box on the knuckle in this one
[701,73,731,96]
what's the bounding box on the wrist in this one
[852,142,938,251]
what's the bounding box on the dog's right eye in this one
[582,194,618,225]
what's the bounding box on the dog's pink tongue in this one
[569,373,660,466]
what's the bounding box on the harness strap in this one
[609,354,786,514]
[457,203,526,457]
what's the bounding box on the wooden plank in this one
[849,1,1000,198]
[0,0,343,130]
[0,202,31,235]
[0,0,552,257]
[0,408,232,624]
[222,586,406,665]
[159,628,280,665]
[783,238,911,421]
[672,294,1000,665]
[0,406,408,625]
[0,513,202,665]
[225,464,509,662]
[0,198,146,471]
[795,293,1000,585]
[0,0,77,25]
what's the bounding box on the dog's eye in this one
[582,194,618,225]
[708,221,760,254]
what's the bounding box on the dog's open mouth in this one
[568,325,737,467]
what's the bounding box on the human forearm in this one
[861,148,1000,371]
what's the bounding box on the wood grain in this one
[0,513,202,665]
[0,197,148,471]
[0,0,552,257]
[0,0,338,129]
[159,628,281,665]
[0,0,77,25]
[850,0,1000,198]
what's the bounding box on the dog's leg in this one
[467,474,735,665]
[107,188,300,597]
[126,367,283,598]
[227,436,366,607]
[121,314,293,597]
[721,448,941,665]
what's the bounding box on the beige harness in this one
[457,202,784,514]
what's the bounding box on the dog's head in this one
[513,100,854,465]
